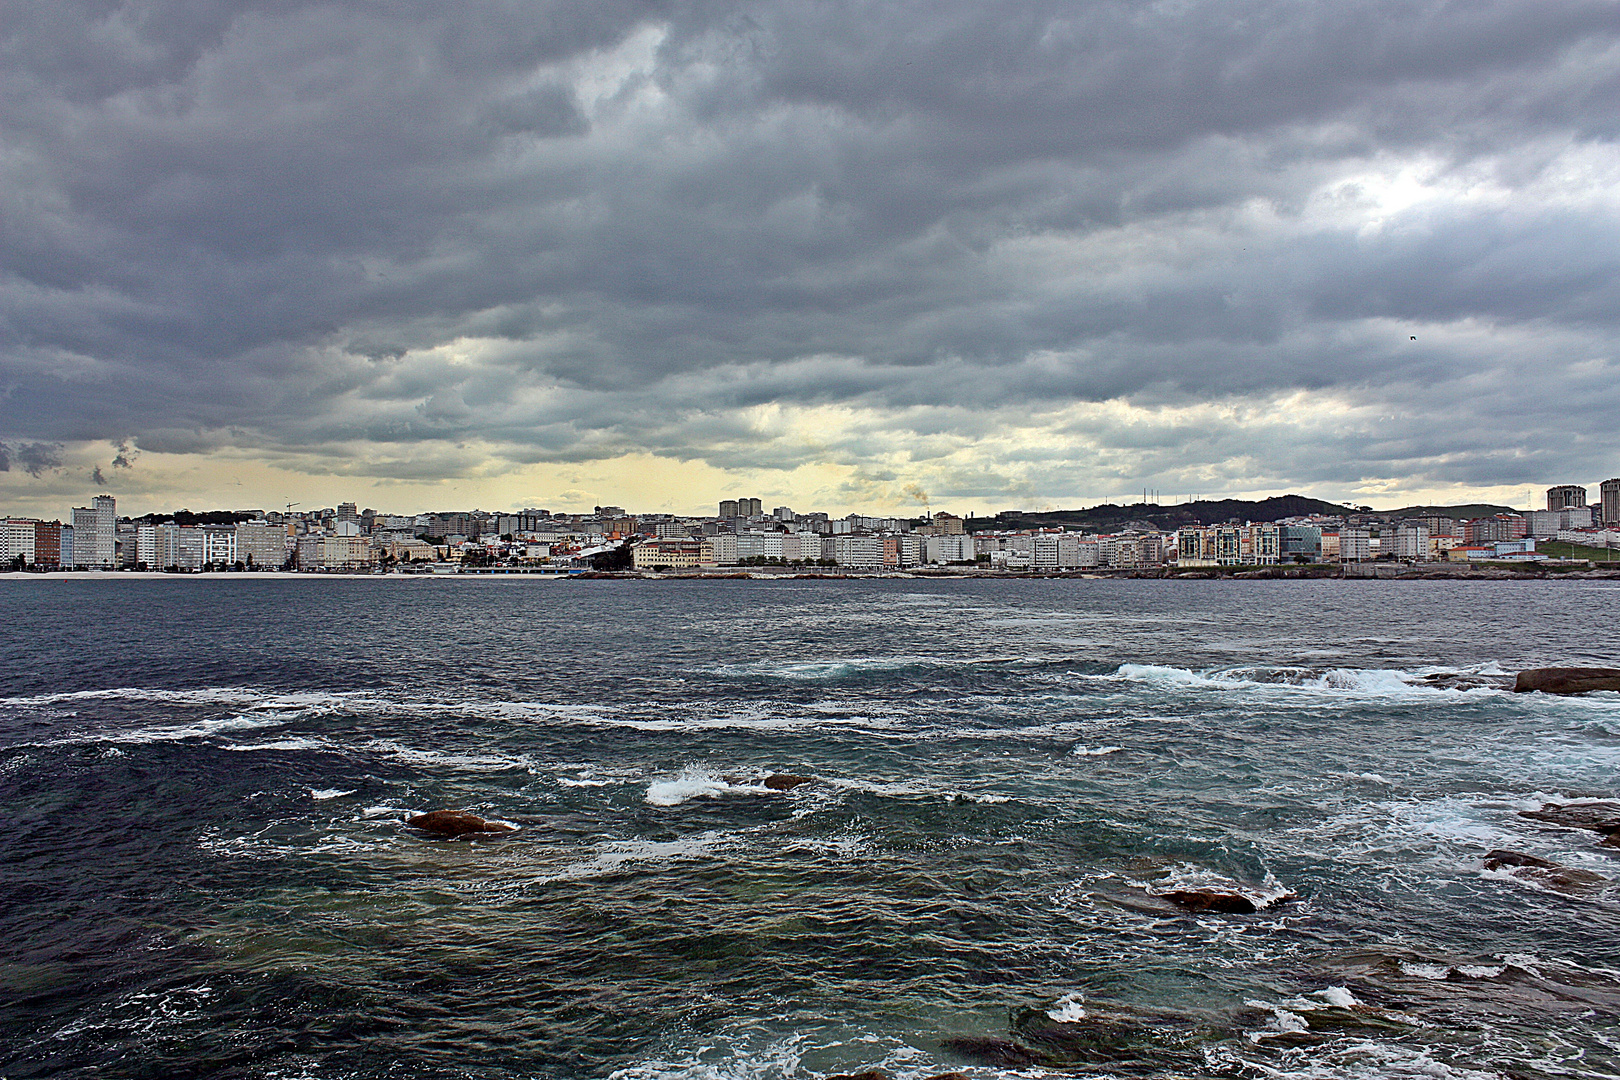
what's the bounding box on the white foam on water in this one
[646,767,773,806]
[1047,991,1087,1021]
[705,654,1016,683]
[1246,999,1310,1034]
[558,777,614,788]
[310,788,353,800]
[224,737,327,752]
[52,713,292,748]
[1456,964,1508,979]
[608,1035,805,1080]
[1146,863,1295,910]
[536,832,726,883]
[1399,961,1454,980]
[362,739,530,772]
[1312,985,1360,1008]
[1072,744,1123,757]
[0,686,357,710]
[1112,662,1517,703]
[1240,1038,1508,1080]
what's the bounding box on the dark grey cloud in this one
[2,0,1619,502]
[0,441,65,476]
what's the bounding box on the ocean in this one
[1,577,1617,1080]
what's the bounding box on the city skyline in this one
[4,2,1620,519]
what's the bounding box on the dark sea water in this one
[2,577,1618,1080]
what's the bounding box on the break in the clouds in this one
[3,0,1619,515]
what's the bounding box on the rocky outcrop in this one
[762,774,814,790]
[1161,888,1260,913]
[1513,668,1620,695]
[1156,885,1294,914]
[1521,801,1620,833]
[406,810,518,837]
[1484,849,1608,894]
[1518,802,1620,851]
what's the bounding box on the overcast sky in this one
[3,0,1619,517]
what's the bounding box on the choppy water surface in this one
[2,577,1618,1080]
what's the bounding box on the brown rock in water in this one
[826,1072,889,1080]
[1521,801,1620,834]
[406,810,517,837]
[1484,849,1608,894]
[762,774,814,790]
[1513,668,1620,695]
[1161,888,1260,914]
[1483,849,1557,870]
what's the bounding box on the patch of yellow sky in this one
[0,407,1557,521]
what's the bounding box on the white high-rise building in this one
[1602,478,1620,524]
[71,495,116,568]
[1341,527,1371,563]
[1546,485,1587,511]
[1393,523,1430,561]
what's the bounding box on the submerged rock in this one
[762,774,814,790]
[1513,668,1620,695]
[1484,849,1609,894]
[1161,887,1260,913]
[406,810,518,837]
[1156,883,1294,914]
[1008,1001,1227,1073]
[1521,801,1620,836]
[938,1036,1050,1067]
[1419,671,1515,692]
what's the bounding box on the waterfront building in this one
[1279,525,1322,563]
[1341,527,1371,563]
[1546,485,1587,511]
[1527,507,1595,537]
[173,527,206,570]
[1463,514,1528,544]
[702,533,739,566]
[1393,523,1429,561]
[235,521,288,569]
[201,526,237,567]
[1419,515,1458,538]
[924,533,977,565]
[737,530,787,561]
[71,495,116,568]
[1602,479,1620,524]
[33,521,65,568]
[117,523,139,568]
[822,534,884,567]
[1,520,38,565]
[632,539,703,570]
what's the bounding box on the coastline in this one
[7,565,1617,582]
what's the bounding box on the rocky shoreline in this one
[574,565,1620,581]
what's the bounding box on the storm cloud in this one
[2,0,1618,512]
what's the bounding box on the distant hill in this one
[1380,504,1518,520]
[972,494,1356,532]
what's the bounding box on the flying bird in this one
[1410,336,1417,340]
